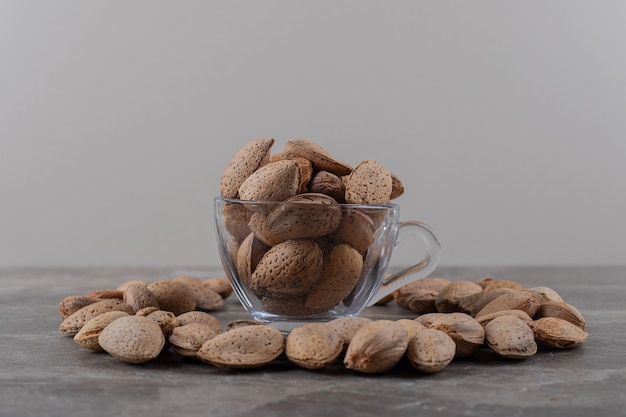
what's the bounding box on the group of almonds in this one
[220,138,405,317]
[58,274,588,373]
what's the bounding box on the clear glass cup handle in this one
[366,220,442,307]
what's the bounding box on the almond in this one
[266,193,342,241]
[197,324,285,368]
[417,312,485,358]
[331,208,377,254]
[59,299,133,336]
[146,280,197,316]
[484,315,537,359]
[435,280,483,313]
[406,328,455,373]
[123,284,160,314]
[98,315,165,364]
[251,239,323,299]
[305,243,363,311]
[285,323,343,369]
[345,160,393,205]
[531,317,588,349]
[169,323,221,357]
[308,170,346,202]
[344,320,408,373]
[73,311,130,351]
[220,138,274,198]
[238,159,301,202]
[283,139,352,177]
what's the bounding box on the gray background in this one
[2,1,625,268]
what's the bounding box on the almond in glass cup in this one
[214,196,441,332]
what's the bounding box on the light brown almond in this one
[98,315,165,363]
[528,286,565,303]
[535,301,586,330]
[176,311,222,332]
[406,328,456,373]
[344,320,409,373]
[345,160,392,205]
[283,139,352,177]
[308,170,346,202]
[84,289,124,299]
[416,312,485,358]
[435,280,483,313]
[531,317,589,349]
[326,317,373,350]
[476,309,534,327]
[197,324,285,368]
[220,138,275,198]
[285,323,343,369]
[202,276,233,299]
[73,311,130,351]
[305,243,363,311]
[474,290,542,319]
[146,280,197,316]
[331,208,377,254]
[484,315,537,359]
[238,159,301,202]
[59,295,99,319]
[251,239,323,299]
[266,193,342,241]
[393,277,451,314]
[123,284,160,314]
[169,323,221,357]
[59,299,134,336]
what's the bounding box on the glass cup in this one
[214,196,441,332]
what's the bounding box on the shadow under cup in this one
[214,196,440,332]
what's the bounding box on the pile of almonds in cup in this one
[219,138,405,316]
[57,138,588,374]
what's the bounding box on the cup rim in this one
[214,195,400,210]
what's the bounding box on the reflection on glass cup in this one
[214,196,441,332]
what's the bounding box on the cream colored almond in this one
[528,286,565,303]
[73,311,130,351]
[98,315,165,364]
[59,299,133,336]
[476,309,534,327]
[169,323,221,357]
[59,295,99,319]
[393,277,451,314]
[535,301,586,330]
[84,289,124,299]
[146,280,197,316]
[344,320,409,374]
[326,317,373,349]
[475,290,542,319]
[531,317,588,349]
[197,324,285,368]
[416,312,485,358]
[406,328,456,373]
[484,315,537,359]
[202,276,233,299]
[285,323,343,369]
[395,319,426,343]
[435,280,483,313]
[146,309,179,338]
[123,284,160,314]
[176,311,222,332]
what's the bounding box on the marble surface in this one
[1,266,624,417]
